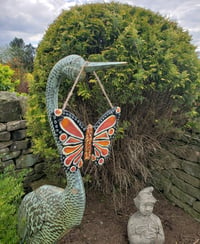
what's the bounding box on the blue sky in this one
[0,0,200,52]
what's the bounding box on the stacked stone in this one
[0,92,45,187]
[151,134,200,222]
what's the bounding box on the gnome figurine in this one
[127,187,165,244]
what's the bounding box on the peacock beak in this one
[84,61,127,73]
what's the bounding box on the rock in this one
[181,160,200,179]
[0,147,9,154]
[152,171,172,194]
[16,154,39,169]
[22,148,33,154]
[10,139,30,151]
[151,147,182,170]
[24,170,45,185]
[171,176,200,200]
[0,141,13,149]
[174,169,200,188]
[12,129,26,140]
[0,92,22,122]
[1,151,21,161]
[171,185,196,206]
[167,144,200,163]
[34,162,46,173]
[0,123,6,132]
[165,192,200,221]
[7,120,26,131]
[193,201,200,213]
[0,131,11,141]
[1,159,14,168]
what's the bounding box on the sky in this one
[0,0,200,52]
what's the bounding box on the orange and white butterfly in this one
[51,107,121,172]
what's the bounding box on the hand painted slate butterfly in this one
[51,106,121,172]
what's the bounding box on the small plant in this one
[0,165,27,244]
[0,64,19,92]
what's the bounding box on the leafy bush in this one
[27,3,200,195]
[0,64,19,91]
[0,166,26,243]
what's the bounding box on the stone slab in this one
[150,147,182,169]
[167,144,200,163]
[16,154,39,169]
[0,147,9,154]
[0,92,22,122]
[193,201,200,213]
[0,123,6,132]
[0,141,13,149]
[174,169,200,188]
[12,129,26,140]
[152,171,172,194]
[1,159,14,168]
[171,185,196,206]
[7,120,26,131]
[34,162,46,173]
[1,151,21,161]
[171,176,200,200]
[10,139,30,151]
[181,160,200,179]
[0,131,11,142]
[165,192,200,221]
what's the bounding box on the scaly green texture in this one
[18,55,87,243]
[18,54,124,243]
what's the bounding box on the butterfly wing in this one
[92,106,121,165]
[51,109,85,172]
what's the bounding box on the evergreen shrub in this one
[27,3,200,195]
[0,64,19,92]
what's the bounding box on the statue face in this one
[139,202,154,216]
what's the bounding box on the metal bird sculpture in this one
[18,54,126,243]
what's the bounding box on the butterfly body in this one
[84,124,94,161]
[51,106,121,172]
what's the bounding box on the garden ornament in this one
[127,186,165,244]
[18,54,127,243]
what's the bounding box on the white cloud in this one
[132,0,200,51]
[0,0,200,52]
[0,0,73,46]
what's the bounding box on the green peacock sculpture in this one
[18,54,126,243]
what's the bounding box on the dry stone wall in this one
[151,135,200,222]
[0,92,45,190]
[0,92,199,221]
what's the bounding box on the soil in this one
[58,189,200,244]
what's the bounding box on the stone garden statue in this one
[127,186,165,244]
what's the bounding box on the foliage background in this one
[0,64,19,92]
[0,166,26,243]
[0,37,35,93]
[27,3,200,197]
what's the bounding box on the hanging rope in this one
[62,63,113,110]
[62,62,88,110]
[93,71,113,108]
